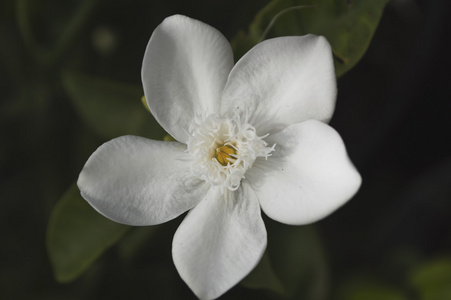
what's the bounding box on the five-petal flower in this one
[78,14,361,300]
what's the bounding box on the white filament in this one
[187,112,275,192]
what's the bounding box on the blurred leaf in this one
[15,0,35,52]
[241,251,285,294]
[266,222,329,299]
[16,0,100,66]
[231,0,389,77]
[337,277,407,300]
[46,184,130,283]
[62,71,165,140]
[409,257,451,300]
[117,226,159,264]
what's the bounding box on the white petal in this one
[77,136,209,226]
[246,120,361,225]
[172,182,266,299]
[221,35,336,135]
[142,15,234,143]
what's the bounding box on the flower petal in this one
[142,15,234,143]
[172,182,266,299]
[77,136,209,226]
[221,35,336,135]
[246,120,361,225]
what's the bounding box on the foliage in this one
[231,0,389,77]
[47,184,130,282]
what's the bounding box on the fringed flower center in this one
[187,112,275,192]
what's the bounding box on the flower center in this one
[215,145,236,166]
[187,113,275,192]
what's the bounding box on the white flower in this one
[77,15,361,300]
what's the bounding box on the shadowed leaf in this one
[337,277,407,300]
[241,250,285,294]
[409,257,451,300]
[46,184,130,283]
[63,71,165,140]
[231,0,389,77]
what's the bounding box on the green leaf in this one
[337,277,407,300]
[266,222,329,299]
[62,71,165,140]
[409,257,451,300]
[46,183,130,283]
[231,0,389,77]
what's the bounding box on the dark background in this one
[1,0,450,299]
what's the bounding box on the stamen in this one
[187,113,275,192]
[215,145,236,166]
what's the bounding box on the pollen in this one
[187,113,275,192]
[215,145,236,166]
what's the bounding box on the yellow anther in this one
[215,145,236,166]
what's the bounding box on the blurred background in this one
[1,0,450,299]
